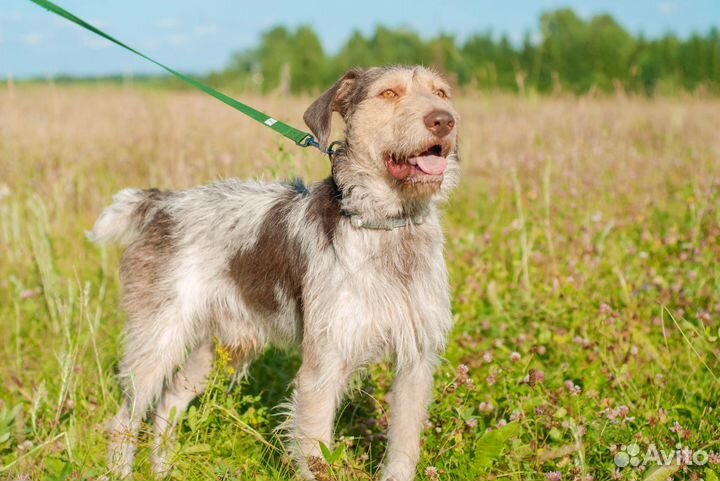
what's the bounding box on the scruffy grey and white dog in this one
[92,65,460,480]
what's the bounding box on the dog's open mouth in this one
[384,144,448,181]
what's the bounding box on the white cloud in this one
[166,33,187,46]
[657,2,675,14]
[157,17,178,29]
[193,23,218,36]
[143,40,160,51]
[576,7,592,19]
[88,18,109,28]
[531,31,542,46]
[80,35,110,50]
[0,12,23,22]
[52,17,74,29]
[22,32,45,46]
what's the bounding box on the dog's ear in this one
[303,69,363,150]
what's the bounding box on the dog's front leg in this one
[381,356,437,481]
[290,354,349,479]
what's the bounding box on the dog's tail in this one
[88,188,166,246]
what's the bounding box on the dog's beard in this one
[394,176,443,197]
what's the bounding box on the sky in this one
[1,0,719,79]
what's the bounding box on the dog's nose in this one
[423,110,455,137]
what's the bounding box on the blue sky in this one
[2,0,719,78]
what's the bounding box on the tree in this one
[336,31,376,72]
[289,26,327,93]
[258,26,294,93]
[218,9,720,96]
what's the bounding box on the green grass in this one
[1,88,720,480]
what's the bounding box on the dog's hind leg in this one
[107,312,193,478]
[151,341,215,477]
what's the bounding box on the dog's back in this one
[91,179,327,346]
[91,180,305,248]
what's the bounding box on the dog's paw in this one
[299,456,331,481]
[379,462,415,481]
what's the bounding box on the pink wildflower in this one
[425,466,439,481]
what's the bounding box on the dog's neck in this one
[329,145,437,230]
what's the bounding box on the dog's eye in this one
[434,89,448,99]
[380,89,398,99]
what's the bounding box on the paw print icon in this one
[614,443,641,468]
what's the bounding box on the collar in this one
[345,211,429,230]
[329,168,430,231]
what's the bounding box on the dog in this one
[91,65,460,481]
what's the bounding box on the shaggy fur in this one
[92,65,460,481]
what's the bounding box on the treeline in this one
[208,8,720,95]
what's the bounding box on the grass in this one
[1,84,720,481]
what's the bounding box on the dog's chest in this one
[335,220,437,277]
[305,223,451,362]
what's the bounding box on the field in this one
[1,85,720,481]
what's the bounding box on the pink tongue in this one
[413,155,448,175]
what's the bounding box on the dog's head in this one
[304,66,460,211]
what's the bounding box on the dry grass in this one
[1,85,720,480]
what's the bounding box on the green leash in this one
[28,0,323,151]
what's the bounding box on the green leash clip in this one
[28,0,318,149]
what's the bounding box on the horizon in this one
[2,0,720,79]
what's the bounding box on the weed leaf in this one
[474,422,521,468]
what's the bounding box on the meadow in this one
[1,85,719,481]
